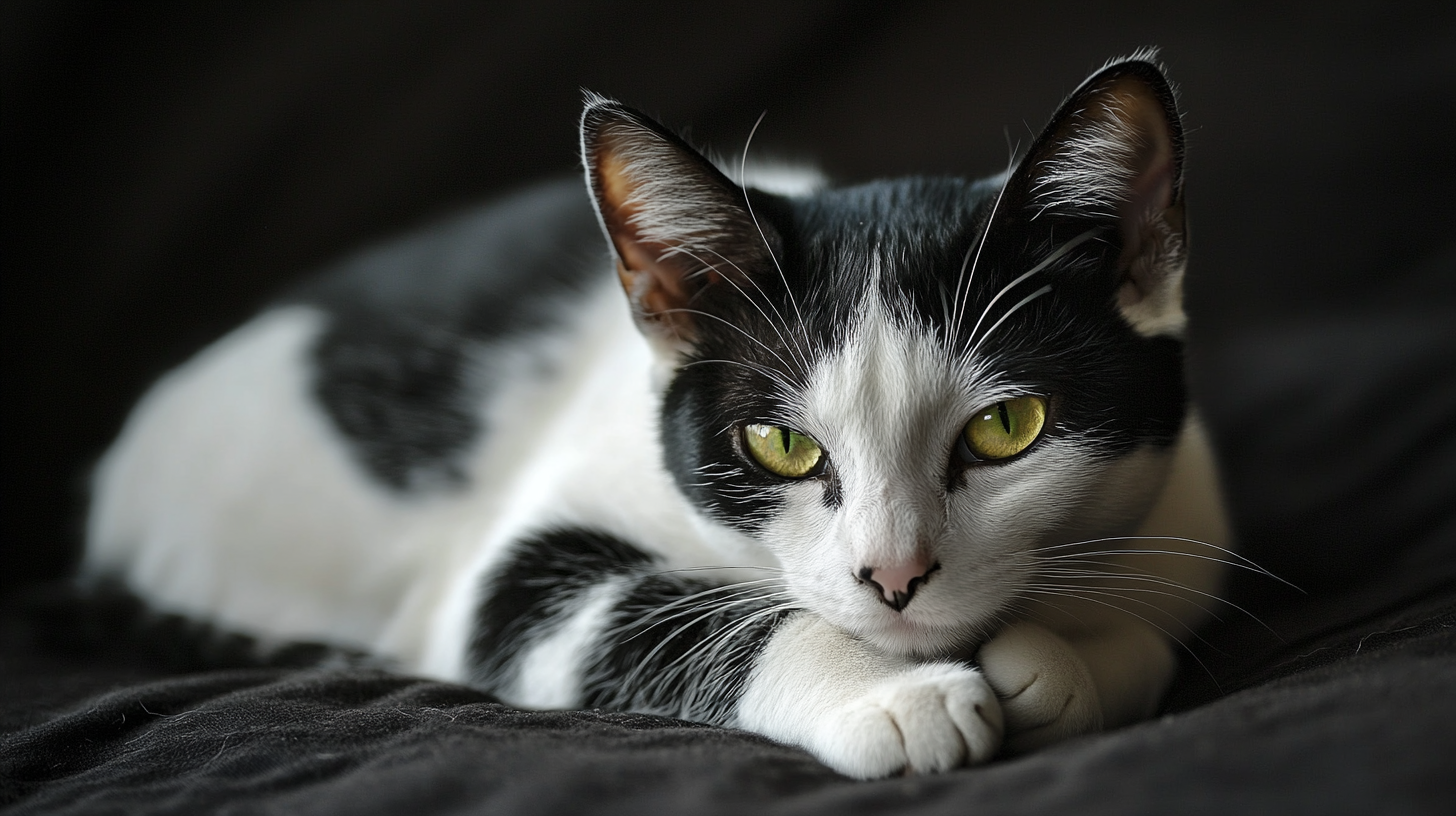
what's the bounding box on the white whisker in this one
[1032,535,1299,590]
[659,307,802,377]
[679,358,797,393]
[738,111,811,359]
[1032,565,1280,639]
[965,284,1051,360]
[1018,588,1222,679]
[668,243,813,375]
[1025,578,1224,624]
[1045,551,1296,591]
[616,594,787,687]
[963,226,1102,357]
[949,156,1014,344]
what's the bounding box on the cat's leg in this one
[978,416,1231,751]
[465,528,1000,779]
[976,619,1167,753]
[580,573,1003,778]
[736,613,1002,778]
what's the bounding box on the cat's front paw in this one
[977,621,1102,754]
[813,663,1003,779]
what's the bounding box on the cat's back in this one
[286,177,607,491]
[84,178,617,653]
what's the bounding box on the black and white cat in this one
[84,54,1230,778]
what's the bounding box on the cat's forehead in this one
[780,176,1010,337]
[790,176,999,264]
[792,283,1003,447]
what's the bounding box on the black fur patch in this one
[292,179,603,490]
[581,573,791,724]
[310,319,480,488]
[467,525,792,724]
[467,527,653,690]
[25,578,381,673]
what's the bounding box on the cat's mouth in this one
[791,573,989,657]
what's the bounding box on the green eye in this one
[744,424,824,478]
[963,396,1048,461]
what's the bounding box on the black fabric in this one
[4,2,1456,813]
[4,589,1454,815]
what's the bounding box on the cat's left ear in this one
[1012,55,1188,336]
[580,93,780,358]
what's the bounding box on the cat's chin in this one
[850,613,976,660]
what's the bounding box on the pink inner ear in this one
[590,139,693,329]
[1116,85,1177,221]
[1119,135,1175,262]
[587,115,780,348]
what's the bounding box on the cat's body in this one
[84,56,1230,778]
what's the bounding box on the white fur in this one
[507,577,628,709]
[736,613,1001,778]
[977,620,1102,753]
[729,271,1225,774]
[1029,47,1165,218]
[86,308,442,648]
[397,276,780,679]
[749,281,1180,663]
[736,161,827,197]
[591,117,740,256]
[976,415,1229,744]
[1119,267,1187,338]
[1030,100,1140,217]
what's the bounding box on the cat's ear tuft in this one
[580,94,778,354]
[1020,56,1188,336]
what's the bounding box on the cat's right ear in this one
[580,94,779,357]
[1006,55,1189,337]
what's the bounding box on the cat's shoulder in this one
[269,178,610,490]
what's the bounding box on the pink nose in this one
[856,558,939,611]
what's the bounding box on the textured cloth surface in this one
[4,592,1455,815]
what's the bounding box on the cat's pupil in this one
[780,430,793,455]
[997,403,1012,434]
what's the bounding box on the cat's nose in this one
[855,559,939,611]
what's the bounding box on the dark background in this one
[5,1,1456,630]
[4,3,1456,813]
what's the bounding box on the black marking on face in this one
[819,462,843,510]
[294,179,603,491]
[467,526,654,690]
[655,182,992,533]
[942,201,1189,457]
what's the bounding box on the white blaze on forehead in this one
[793,283,976,558]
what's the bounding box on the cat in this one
[83,53,1231,779]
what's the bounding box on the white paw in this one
[811,663,1003,779]
[977,621,1102,754]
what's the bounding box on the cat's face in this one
[584,59,1190,656]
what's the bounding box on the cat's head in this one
[581,56,1190,657]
